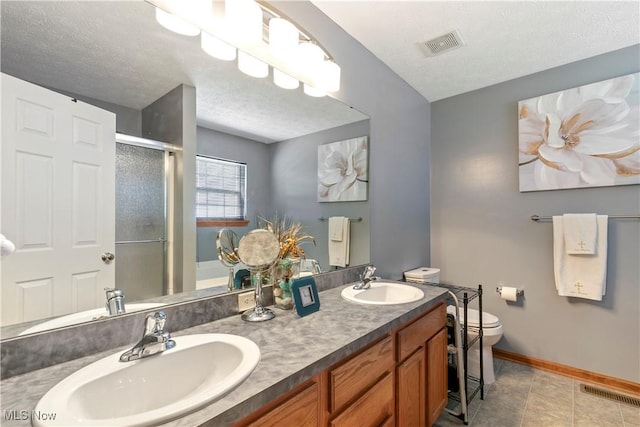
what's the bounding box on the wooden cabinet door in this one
[241,380,320,427]
[426,328,448,426]
[397,347,426,427]
[330,372,394,427]
[329,335,393,413]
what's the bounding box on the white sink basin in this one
[341,281,424,305]
[32,333,260,426]
[19,303,166,335]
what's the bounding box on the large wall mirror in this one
[0,1,369,339]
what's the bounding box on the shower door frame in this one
[115,133,181,297]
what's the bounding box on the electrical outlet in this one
[238,291,256,312]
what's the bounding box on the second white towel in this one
[328,217,350,267]
[563,213,597,255]
[552,215,608,301]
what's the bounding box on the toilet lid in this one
[447,305,500,328]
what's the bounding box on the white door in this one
[1,73,116,326]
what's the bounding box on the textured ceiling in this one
[311,0,640,102]
[0,1,367,143]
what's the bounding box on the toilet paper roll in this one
[500,286,518,302]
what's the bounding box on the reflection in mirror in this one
[237,229,281,322]
[0,1,369,339]
[216,229,241,292]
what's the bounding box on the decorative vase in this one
[272,258,300,310]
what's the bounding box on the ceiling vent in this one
[421,30,465,57]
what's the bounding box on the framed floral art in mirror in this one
[318,136,369,202]
[518,72,639,192]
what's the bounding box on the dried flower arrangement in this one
[257,214,315,309]
[256,214,315,260]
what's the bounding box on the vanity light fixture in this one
[147,0,341,97]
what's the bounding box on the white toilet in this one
[447,305,503,384]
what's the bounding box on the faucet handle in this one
[144,311,167,336]
[104,287,124,299]
[361,265,376,280]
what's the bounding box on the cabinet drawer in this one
[397,303,445,362]
[244,380,319,427]
[329,335,393,412]
[330,372,394,427]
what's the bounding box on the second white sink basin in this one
[33,333,260,426]
[342,281,424,305]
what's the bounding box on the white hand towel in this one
[563,213,597,255]
[328,217,350,267]
[329,216,344,241]
[553,215,608,301]
[344,218,351,266]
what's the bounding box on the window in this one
[196,156,247,226]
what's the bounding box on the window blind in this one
[196,156,246,220]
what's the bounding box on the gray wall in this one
[276,2,432,279]
[270,119,371,270]
[431,45,640,382]
[196,126,271,262]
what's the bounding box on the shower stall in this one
[115,134,178,301]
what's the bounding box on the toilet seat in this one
[447,306,501,328]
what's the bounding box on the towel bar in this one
[531,214,639,222]
[318,217,362,222]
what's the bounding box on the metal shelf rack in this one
[426,283,484,425]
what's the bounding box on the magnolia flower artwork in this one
[518,73,639,192]
[318,136,369,202]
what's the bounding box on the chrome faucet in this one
[105,287,126,316]
[353,265,378,290]
[119,311,176,362]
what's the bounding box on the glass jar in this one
[272,258,300,310]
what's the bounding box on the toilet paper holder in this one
[496,286,524,296]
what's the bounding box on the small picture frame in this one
[291,276,320,317]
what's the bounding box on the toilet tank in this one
[404,267,440,284]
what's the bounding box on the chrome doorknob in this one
[101,252,115,264]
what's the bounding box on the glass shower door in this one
[115,142,167,302]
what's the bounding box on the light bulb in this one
[269,18,298,58]
[238,51,268,78]
[320,61,341,92]
[274,69,299,89]
[298,42,325,96]
[303,84,326,97]
[155,7,200,36]
[297,42,324,70]
[201,32,237,61]
[225,0,263,45]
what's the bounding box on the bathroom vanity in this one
[0,281,448,426]
[235,301,447,427]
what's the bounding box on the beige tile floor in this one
[435,359,640,427]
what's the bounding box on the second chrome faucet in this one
[120,311,176,362]
[353,265,378,290]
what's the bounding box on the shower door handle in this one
[101,252,115,264]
